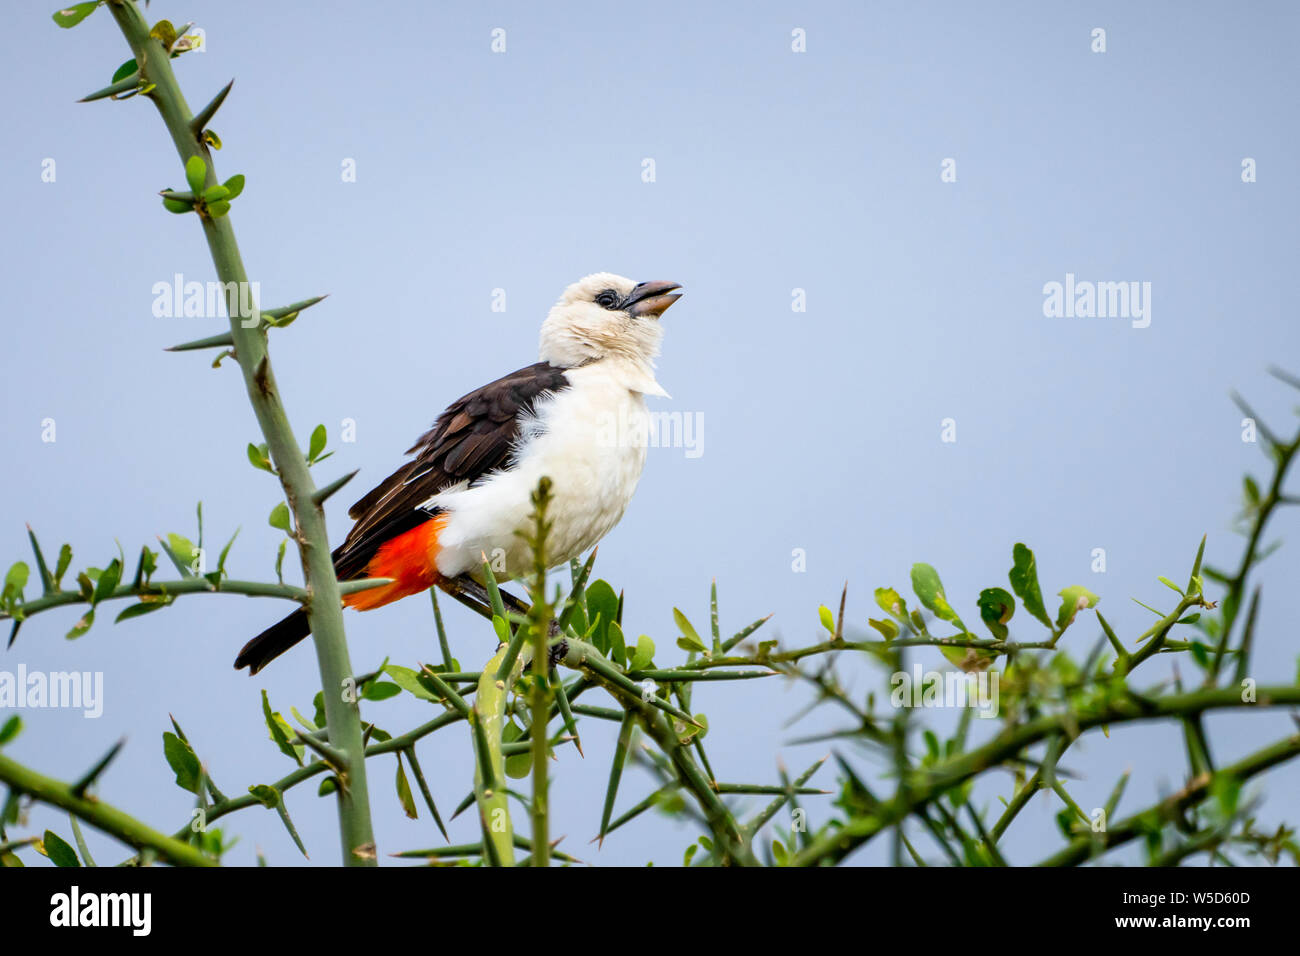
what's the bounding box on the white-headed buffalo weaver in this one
[235,273,681,674]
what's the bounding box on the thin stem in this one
[102,0,374,865]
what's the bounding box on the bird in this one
[234,273,682,674]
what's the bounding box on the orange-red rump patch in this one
[343,516,446,611]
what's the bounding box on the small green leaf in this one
[673,607,706,654]
[114,600,168,623]
[184,155,206,193]
[111,59,137,83]
[248,783,279,808]
[586,581,619,654]
[867,617,898,640]
[362,681,401,701]
[383,665,437,702]
[630,634,655,670]
[817,604,835,634]
[503,720,533,779]
[206,199,231,218]
[54,545,72,588]
[201,184,230,203]
[41,830,80,867]
[977,587,1016,640]
[222,174,245,199]
[1157,576,1184,596]
[910,563,966,631]
[52,3,98,29]
[395,757,418,818]
[202,128,222,150]
[607,619,627,667]
[149,19,178,50]
[874,587,908,621]
[2,562,28,609]
[1055,585,1100,631]
[0,715,21,746]
[92,558,121,605]
[1009,543,1053,630]
[66,609,94,640]
[308,424,327,463]
[162,197,192,214]
[162,731,201,794]
[268,502,291,533]
[261,690,303,765]
[247,443,273,473]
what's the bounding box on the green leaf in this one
[910,563,966,631]
[0,715,21,746]
[114,599,168,623]
[268,502,291,533]
[41,830,80,867]
[54,545,72,588]
[308,424,327,463]
[1243,475,1260,507]
[818,604,835,634]
[201,184,230,203]
[607,620,627,668]
[261,690,303,765]
[202,129,222,150]
[184,155,206,194]
[630,634,655,670]
[52,3,98,29]
[867,617,898,640]
[149,18,178,50]
[1009,543,1053,630]
[111,58,137,83]
[2,562,28,609]
[206,199,231,218]
[65,609,94,640]
[92,558,121,605]
[248,783,278,808]
[165,533,197,576]
[586,581,619,654]
[247,443,273,472]
[1055,585,1100,631]
[222,174,245,199]
[1157,575,1184,596]
[162,197,192,214]
[162,731,201,794]
[977,587,1016,640]
[673,607,706,654]
[383,665,437,702]
[874,587,909,621]
[503,720,533,779]
[362,681,401,701]
[395,757,418,818]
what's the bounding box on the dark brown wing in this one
[330,362,570,580]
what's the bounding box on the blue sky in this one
[1,0,1298,866]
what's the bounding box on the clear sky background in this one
[2,0,1298,867]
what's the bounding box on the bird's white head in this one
[539,272,682,370]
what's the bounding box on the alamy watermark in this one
[1042,273,1151,328]
[595,408,704,459]
[890,664,999,718]
[0,665,103,718]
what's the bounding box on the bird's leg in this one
[435,575,567,668]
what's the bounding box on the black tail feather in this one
[235,608,311,675]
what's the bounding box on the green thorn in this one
[78,73,141,103]
[165,331,236,352]
[311,469,359,507]
[189,78,234,137]
[70,738,126,798]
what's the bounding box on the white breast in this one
[429,360,655,581]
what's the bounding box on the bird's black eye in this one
[594,289,620,310]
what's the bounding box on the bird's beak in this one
[624,280,683,318]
